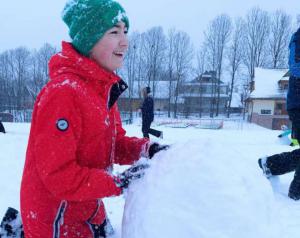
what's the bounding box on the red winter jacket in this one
[20,42,149,238]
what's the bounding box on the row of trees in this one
[121,8,298,118]
[121,27,194,118]
[0,7,298,121]
[0,44,56,121]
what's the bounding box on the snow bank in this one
[122,139,280,238]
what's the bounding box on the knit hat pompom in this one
[62,0,129,56]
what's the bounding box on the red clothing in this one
[20,42,149,238]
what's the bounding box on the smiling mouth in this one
[113,52,124,57]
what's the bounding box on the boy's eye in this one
[110,30,118,34]
[124,30,128,34]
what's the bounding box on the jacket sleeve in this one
[33,86,121,202]
[289,30,300,77]
[113,105,149,165]
[295,29,300,63]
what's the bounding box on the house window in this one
[274,103,284,115]
[278,81,289,90]
[276,103,283,110]
[261,109,271,115]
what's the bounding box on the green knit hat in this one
[62,0,129,56]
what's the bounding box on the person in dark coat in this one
[0,121,5,133]
[258,27,300,200]
[141,86,163,139]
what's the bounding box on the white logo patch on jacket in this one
[56,119,69,131]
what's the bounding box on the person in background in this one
[0,120,5,133]
[20,0,168,237]
[258,27,300,200]
[141,86,163,139]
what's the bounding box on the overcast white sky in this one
[0,0,299,52]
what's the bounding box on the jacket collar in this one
[49,42,128,108]
[108,79,128,109]
[49,42,121,95]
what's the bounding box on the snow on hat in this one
[62,0,129,56]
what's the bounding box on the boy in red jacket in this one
[20,0,167,237]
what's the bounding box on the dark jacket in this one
[141,96,154,122]
[287,28,300,110]
[0,121,5,133]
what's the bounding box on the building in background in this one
[178,71,230,116]
[247,68,289,130]
[118,71,233,118]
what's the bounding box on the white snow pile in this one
[122,139,280,238]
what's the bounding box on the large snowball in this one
[122,139,279,238]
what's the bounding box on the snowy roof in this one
[249,68,288,99]
[230,93,242,108]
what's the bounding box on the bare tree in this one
[0,52,12,112]
[5,47,32,121]
[173,31,194,118]
[204,14,232,116]
[227,18,244,118]
[196,45,208,117]
[196,46,208,77]
[37,43,57,85]
[136,33,147,99]
[166,28,177,117]
[268,10,292,69]
[0,44,58,121]
[29,43,57,99]
[141,27,166,98]
[122,32,147,100]
[13,48,31,109]
[123,32,140,120]
[242,7,270,118]
[243,7,270,82]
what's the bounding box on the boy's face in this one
[90,21,128,72]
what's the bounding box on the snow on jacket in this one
[20,42,149,238]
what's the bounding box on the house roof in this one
[231,93,243,108]
[249,67,288,99]
[191,71,225,84]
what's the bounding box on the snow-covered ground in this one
[0,119,299,238]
